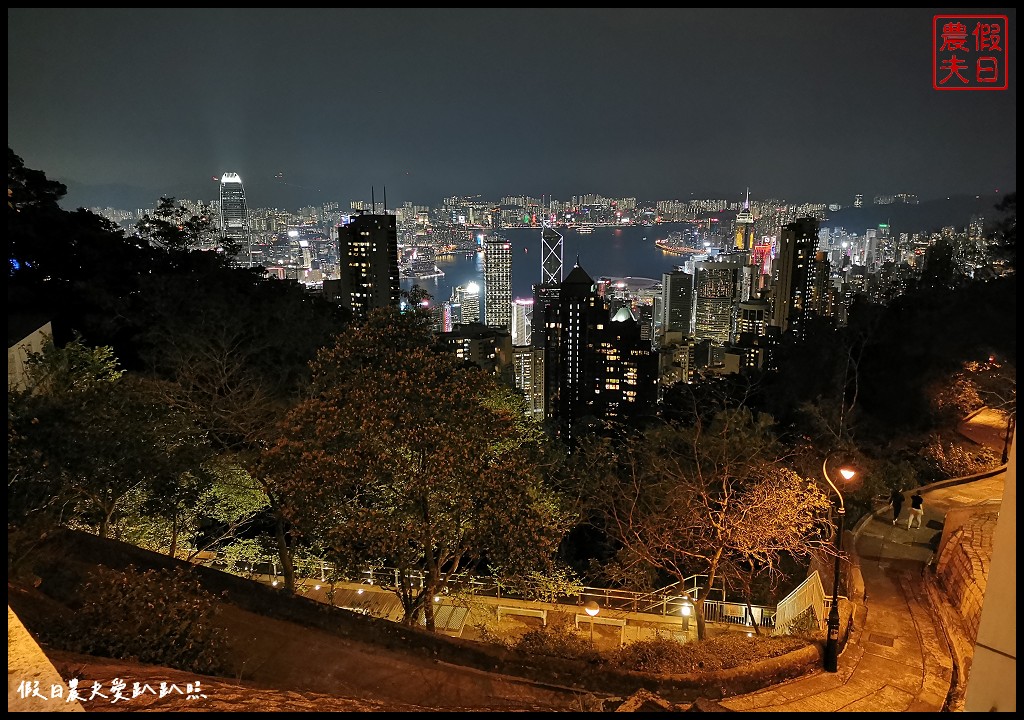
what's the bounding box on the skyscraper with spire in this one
[734,188,755,251]
[532,223,564,348]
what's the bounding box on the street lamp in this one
[680,595,692,635]
[584,600,600,644]
[822,455,856,673]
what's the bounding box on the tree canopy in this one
[261,305,575,628]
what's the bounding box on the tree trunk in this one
[169,510,179,558]
[423,584,436,632]
[695,548,724,641]
[273,511,295,593]
[99,507,113,539]
[745,600,761,636]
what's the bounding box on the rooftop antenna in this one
[383,185,387,215]
[371,186,375,214]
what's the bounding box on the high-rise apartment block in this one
[336,212,400,322]
[484,235,512,331]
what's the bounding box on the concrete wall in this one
[7,606,85,712]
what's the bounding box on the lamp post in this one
[584,600,600,644]
[680,595,692,635]
[822,455,856,672]
[1001,413,1015,465]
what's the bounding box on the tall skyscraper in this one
[545,263,602,448]
[661,269,695,334]
[219,173,252,266]
[692,260,737,346]
[734,188,755,251]
[533,223,565,349]
[511,298,534,347]
[336,212,400,322]
[541,223,563,285]
[771,217,820,341]
[484,235,512,331]
[545,263,658,449]
[452,283,481,324]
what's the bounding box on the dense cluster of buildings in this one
[94,174,1001,448]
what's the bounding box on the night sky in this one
[8,8,1017,211]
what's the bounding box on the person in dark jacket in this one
[907,491,924,529]
[889,489,905,526]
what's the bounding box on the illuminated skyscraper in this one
[484,235,512,330]
[734,188,755,251]
[511,298,534,347]
[771,217,820,341]
[693,260,737,346]
[541,223,563,285]
[533,223,565,349]
[452,283,481,324]
[219,173,252,266]
[336,212,400,322]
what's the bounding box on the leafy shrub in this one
[921,436,1000,478]
[609,633,810,674]
[608,633,688,673]
[50,564,229,675]
[510,617,601,663]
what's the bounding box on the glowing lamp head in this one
[839,468,856,481]
[584,600,600,617]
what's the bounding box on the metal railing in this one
[773,570,836,635]
[196,551,777,628]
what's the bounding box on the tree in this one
[133,196,225,255]
[112,457,269,561]
[261,305,574,629]
[587,408,832,640]
[8,336,212,542]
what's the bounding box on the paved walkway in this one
[720,414,1009,712]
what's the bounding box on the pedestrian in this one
[889,489,904,526]
[908,491,924,529]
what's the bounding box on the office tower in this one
[545,264,602,448]
[636,302,655,345]
[541,223,563,285]
[734,188,755,251]
[593,306,659,420]
[533,223,565,349]
[736,297,770,340]
[751,240,773,289]
[692,260,737,346]
[661,269,695,334]
[452,283,481,324]
[219,173,252,267]
[771,217,820,341]
[511,298,534,347]
[435,323,514,388]
[484,235,512,330]
[512,346,544,418]
[811,251,834,320]
[336,212,400,322]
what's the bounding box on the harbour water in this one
[401,222,701,312]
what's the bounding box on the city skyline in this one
[8,9,1016,212]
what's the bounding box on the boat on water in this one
[577,226,594,234]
